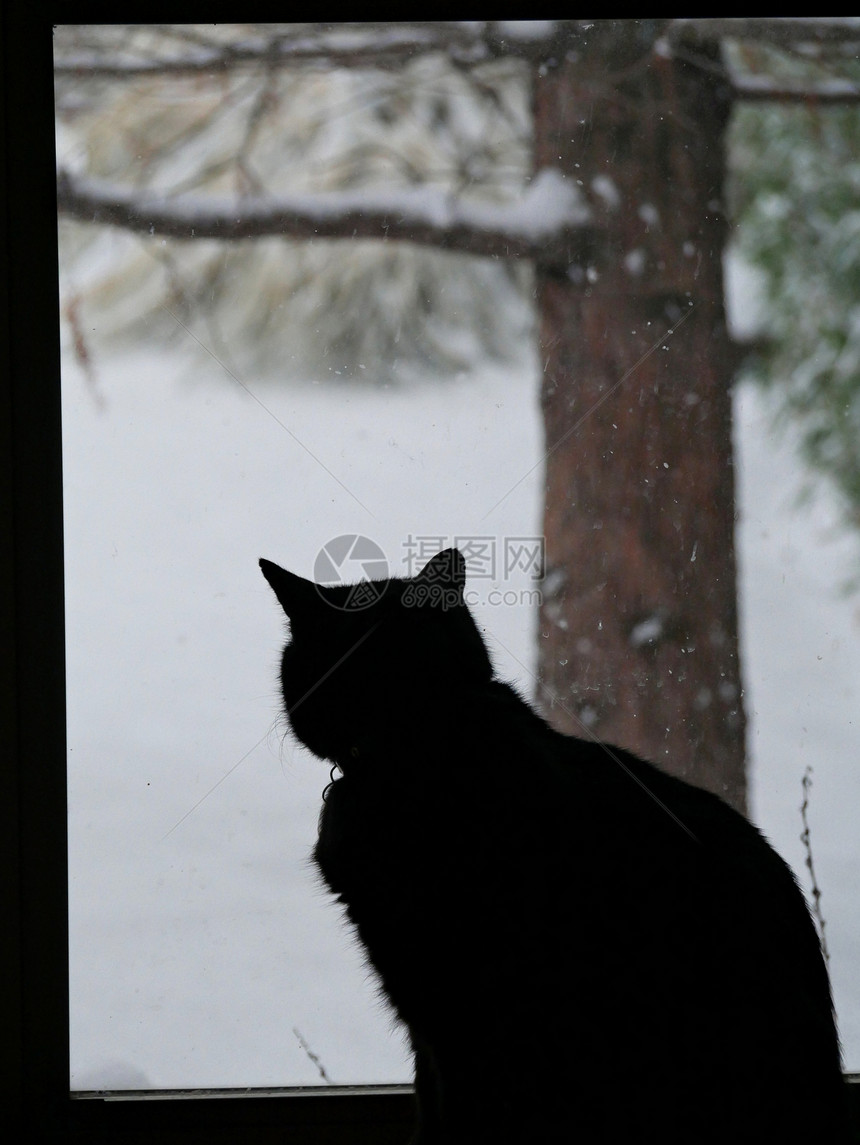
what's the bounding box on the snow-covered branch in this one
[668,17,860,51]
[53,25,473,79]
[54,20,860,84]
[731,75,860,104]
[56,167,593,265]
[666,19,860,104]
[53,22,568,80]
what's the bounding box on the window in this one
[7,13,859,1140]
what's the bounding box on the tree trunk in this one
[533,22,746,810]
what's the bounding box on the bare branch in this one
[667,19,860,103]
[56,167,593,267]
[800,767,830,966]
[52,22,594,80]
[292,1027,335,1085]
[667,17,860,51]
[732,75,860,103]
[52,23,500,80]
[53,20,860,86]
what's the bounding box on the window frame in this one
[4,8,858,1140]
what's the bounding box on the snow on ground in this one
[63,329,859,1090]
[64,333,543,1089]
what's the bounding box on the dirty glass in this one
[56,22,859,1092]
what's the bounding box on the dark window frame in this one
[4,8,859,1141]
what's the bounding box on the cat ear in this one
[416,547,467,590]
[259,558,318,619]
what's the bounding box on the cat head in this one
[260,548,494,766]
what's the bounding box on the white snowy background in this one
[62,286,860,1091]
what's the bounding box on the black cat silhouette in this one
[260,547,847,1144]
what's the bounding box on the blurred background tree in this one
[728,35,860,550]
[54,23,536,383]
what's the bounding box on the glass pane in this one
[58,24,540,1089]
[62,340,542,1090]
[57,22,859,1093]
